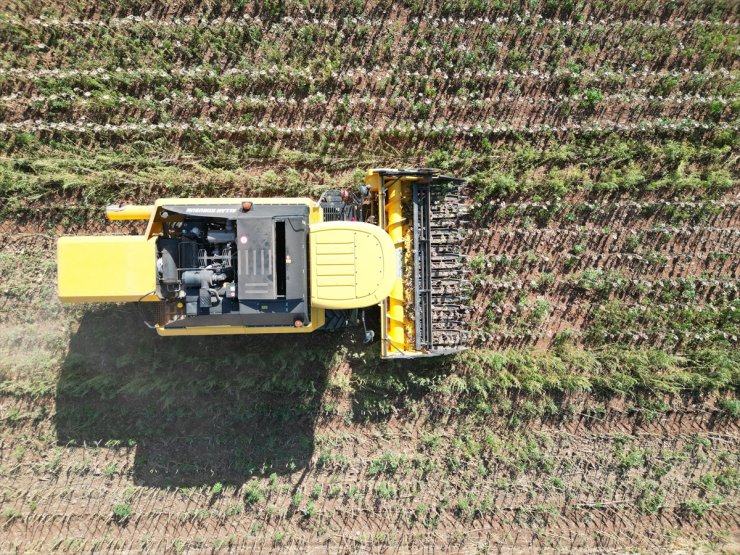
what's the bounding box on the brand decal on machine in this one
[183,207,239,214]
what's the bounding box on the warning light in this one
[242,201,253,211]
[294,319,304,328]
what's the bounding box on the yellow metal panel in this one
[385,180,407,355]
[364,171,427,359]
[313,285,356,300]
[355,231,386,298]
[316,268,354,279]
[156,307,326,335]
[58,235,157,303]
[365,170,383,193]
[106,204,153,221]
[145,197,319,238]
[309,221,396,309]
[313,254,355,266]
[314,242,354,255]
[154,197,318,206]
[317,276,355,288]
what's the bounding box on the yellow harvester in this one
[57,169,469,358]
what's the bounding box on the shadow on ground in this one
[55,305,336,487]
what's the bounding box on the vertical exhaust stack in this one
[365,169,471,359]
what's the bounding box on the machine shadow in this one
[55,305,332,488]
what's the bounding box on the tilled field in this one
[0,0,738,553]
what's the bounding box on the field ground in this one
[0,0,739,553]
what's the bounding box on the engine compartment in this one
[153,203,310,328]
[157,218,236,307]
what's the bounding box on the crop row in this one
[485,200,740,210]
[4,14,736,30]
[484,207,737,228]
[474,329,736,344]
[475,301,737,326]
[1,118,734,136]
[1,96,731,134]
[480,251,736,262]
[476,276,739,290]
[482,226,740,236]
[2,71,734,110]
[4,91,736,108]
[2,66,734,83]
[474,253,738,273]
[472,250,738,283]
[484,300,733,315]
[9,0,736,20]
[475,250,738,268]
[476,236,740,256]
[472,286,737,312]
[477,292,739,321]
[475,247,737,265]
[473,274,737,306]
[3,83,735,120]
[2,49,733,83]
[482,201,739,219]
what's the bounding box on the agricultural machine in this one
[57,169,470,358]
